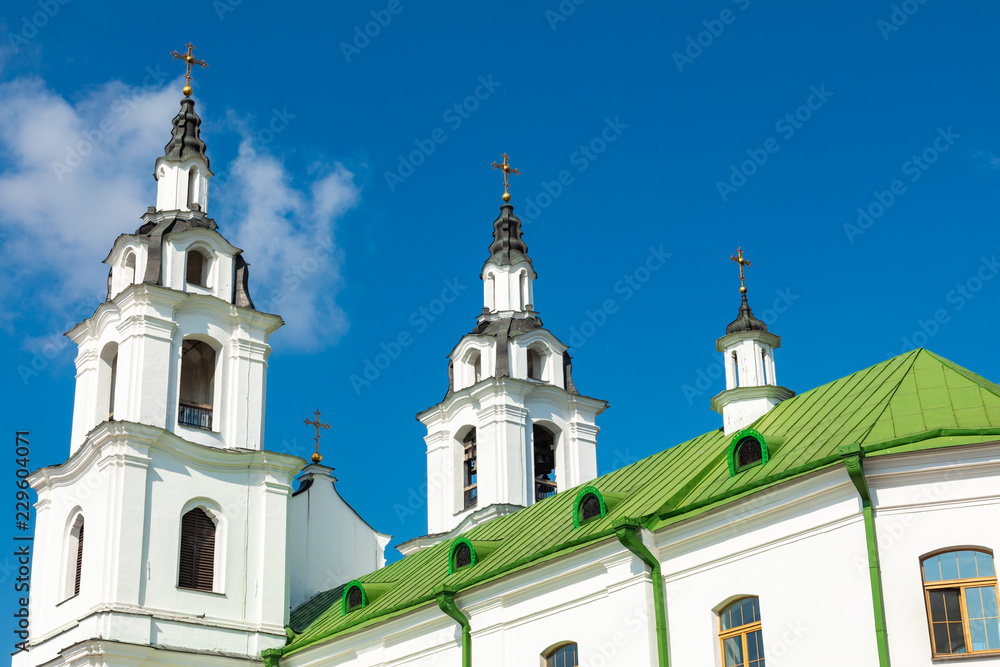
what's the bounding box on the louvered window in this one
[74,520,84,596]
[178,508,216,591]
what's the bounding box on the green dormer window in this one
[342,582,367,615]
[728,428,770,477]
[449,537,478,574]
[573,486,608,528]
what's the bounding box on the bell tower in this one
[711,248,794,435]
[411,156,608,550]
[17,50,304,667]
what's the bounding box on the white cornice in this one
[716,329,781,351]
[30,421,305,491]
[711,384,794,413]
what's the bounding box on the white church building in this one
[14,84,1000,667]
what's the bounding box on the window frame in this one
[921,547,1000,658]
[718,596,765,667]
[541,641,579,667]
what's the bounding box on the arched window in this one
[178,507,216,591]
[187,168,198,208]
[719,596,764,667]
[98,342,119,421]
[123,251,136,285]
[728,429,769,477]
[462,428,478,509]
[519,271,527,310]
[179,340,215,429]
[342,581,367,614]
[485,273,495,312]
[62,514,84,600]
[533,424,556,501]
[186,248,209,287]
[761,349,768,384]
[527,348,543,381]
[543,643,579,667]
[474,353,483,383]
[922,549,999,656]
[732,351,739,388]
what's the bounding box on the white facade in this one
[278,440,1000,667]
[17,422,304,667]
[287,464,392,608]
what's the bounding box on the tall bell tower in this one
[407,156,608,552]
[16,49,305,667]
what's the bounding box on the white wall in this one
[288,466,391,608]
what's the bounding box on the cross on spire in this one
[491,152,520,202]
[171,42,208,98]
[303,409,331,464]
[730,246,752,295]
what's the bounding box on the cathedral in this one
[15,69,1000,667]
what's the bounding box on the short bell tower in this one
[711,248,794,435]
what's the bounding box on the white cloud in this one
[0,75,359,352]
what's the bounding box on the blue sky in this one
[1,0,998,630]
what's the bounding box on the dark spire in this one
[726,293,768,334]
[484,203,532,268]
[163,96,209,169]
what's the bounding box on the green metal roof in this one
[279,349,1000,658]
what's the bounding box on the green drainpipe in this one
[839,443,891,667]
[435,585,471,667]
[614,520,669,667]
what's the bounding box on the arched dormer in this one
[178,337,219,431]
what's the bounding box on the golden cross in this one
[303,409,331,464]
[170,42,208,97]
[491,152,520,202]
[730,246,752,295]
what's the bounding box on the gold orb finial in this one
[311,451,323,464]
[740,285,747,294]
[502,191,511,202]
[182,85,193,97]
